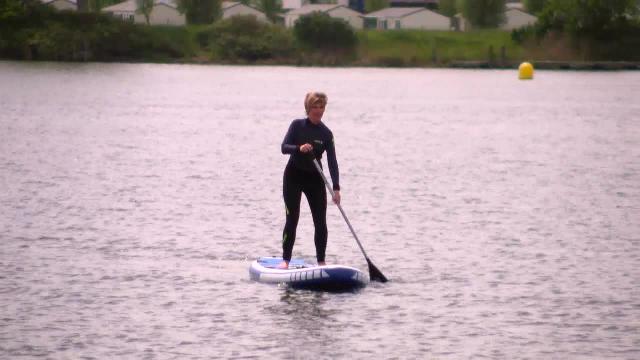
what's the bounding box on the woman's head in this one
[305,92,327,124]
[304,92,328,114]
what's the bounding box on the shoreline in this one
[450,60,640,70]
[4,58,639,71]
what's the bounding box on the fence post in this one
[488,45,496,67]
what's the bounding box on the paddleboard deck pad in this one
[250,257,367,291]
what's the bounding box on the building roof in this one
[390,0,437,4]
[505,8,537,18]
[102,0,136,12]
[287,4,342,16]
[102,0,177,12]
[222,1,240,10]
[389,0,437,6]
[506,2,524,10]
[221,1,264,13]
[156,0,178,8]
[366,7,446,19]
[506,0,524,9]
[41,0,77,4]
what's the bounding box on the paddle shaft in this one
[311,158,371,260]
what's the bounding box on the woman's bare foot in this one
[317,261,326,266]
[277,260,289,269]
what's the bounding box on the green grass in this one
[145,26,528,66]
[357,29,526,66]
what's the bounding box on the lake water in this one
[1,61,639,359]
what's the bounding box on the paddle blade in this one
[367,259,388,283]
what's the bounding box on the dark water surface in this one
[1,61,639,359]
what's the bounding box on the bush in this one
[293,12,357,52]
[511,25,535,44]
[513,0,640,60]
[208,15,293,62]
[0,0,194,61]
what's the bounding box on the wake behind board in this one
[249,257,367,291]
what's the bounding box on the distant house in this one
[453,8,536,31]
[222,1,268,22]
[102,0,137,23]
[506,0,524,10]
[452,13,468,31]
[284,4,363,29]
[282,0,306,10]
[282,0,362,13]
[389,0,438,9]
[501,8,537,30]
[102,0,186,26]
[365,7,450,30]
[41,0,77,11]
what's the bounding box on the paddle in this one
[310,156,388,283]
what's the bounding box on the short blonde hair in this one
[304,92,328,114]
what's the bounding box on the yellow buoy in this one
[519,62,534,80]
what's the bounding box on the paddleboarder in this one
[278,92,341,269]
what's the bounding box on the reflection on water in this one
[277,288,336,317]
[0,61,639,359]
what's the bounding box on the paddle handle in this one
[311,158,370,260]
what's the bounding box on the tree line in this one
[72,0,282,24]
[0,0,358,62]
[433,0,640,60]
[1,0,639,62]
[436,0,639,31]
[516,0,640,60]
[185,0,279,25]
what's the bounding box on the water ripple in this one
[1,63,639,359]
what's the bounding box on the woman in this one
[278,92,341,269]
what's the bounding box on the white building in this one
[501,8,537,30]
[284,4,363,29]
[102,0,186,26]
[222,1,268,22]
[454,8,537,31]
[506,1,524,10]
[282,0,306,10]
[41,0,77,11]
[453,13,468,31]
[283,0,349,10]
[365,7,450,30]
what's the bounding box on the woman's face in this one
[308,103,325,124]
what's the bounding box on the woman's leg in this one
[282,170,302,264]
[305,179,328,264]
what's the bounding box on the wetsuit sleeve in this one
[281,121,298,154]
[326,135,340,191]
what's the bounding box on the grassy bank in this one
[165,26,640,69]
[2,2,638,68]
[355,30,525,67]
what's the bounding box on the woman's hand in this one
[332,191,341,205]
[299,143,313,153]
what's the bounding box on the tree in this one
[136,0,154,24]
[438,0,458,17]
[293,12,357,52]
[77,0,89,11]
[258,0,281,23]
[364,0,387,13]
[0,0,24,22]
[523,0,547,14]
[77,0,109,12]
[536,0,639,38]
[210,15,293,61]
[177,0,221,24]
[458,0,506,29]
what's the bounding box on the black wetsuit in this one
[281,118,340,263]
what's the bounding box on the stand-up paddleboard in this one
[250,257,367,291]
